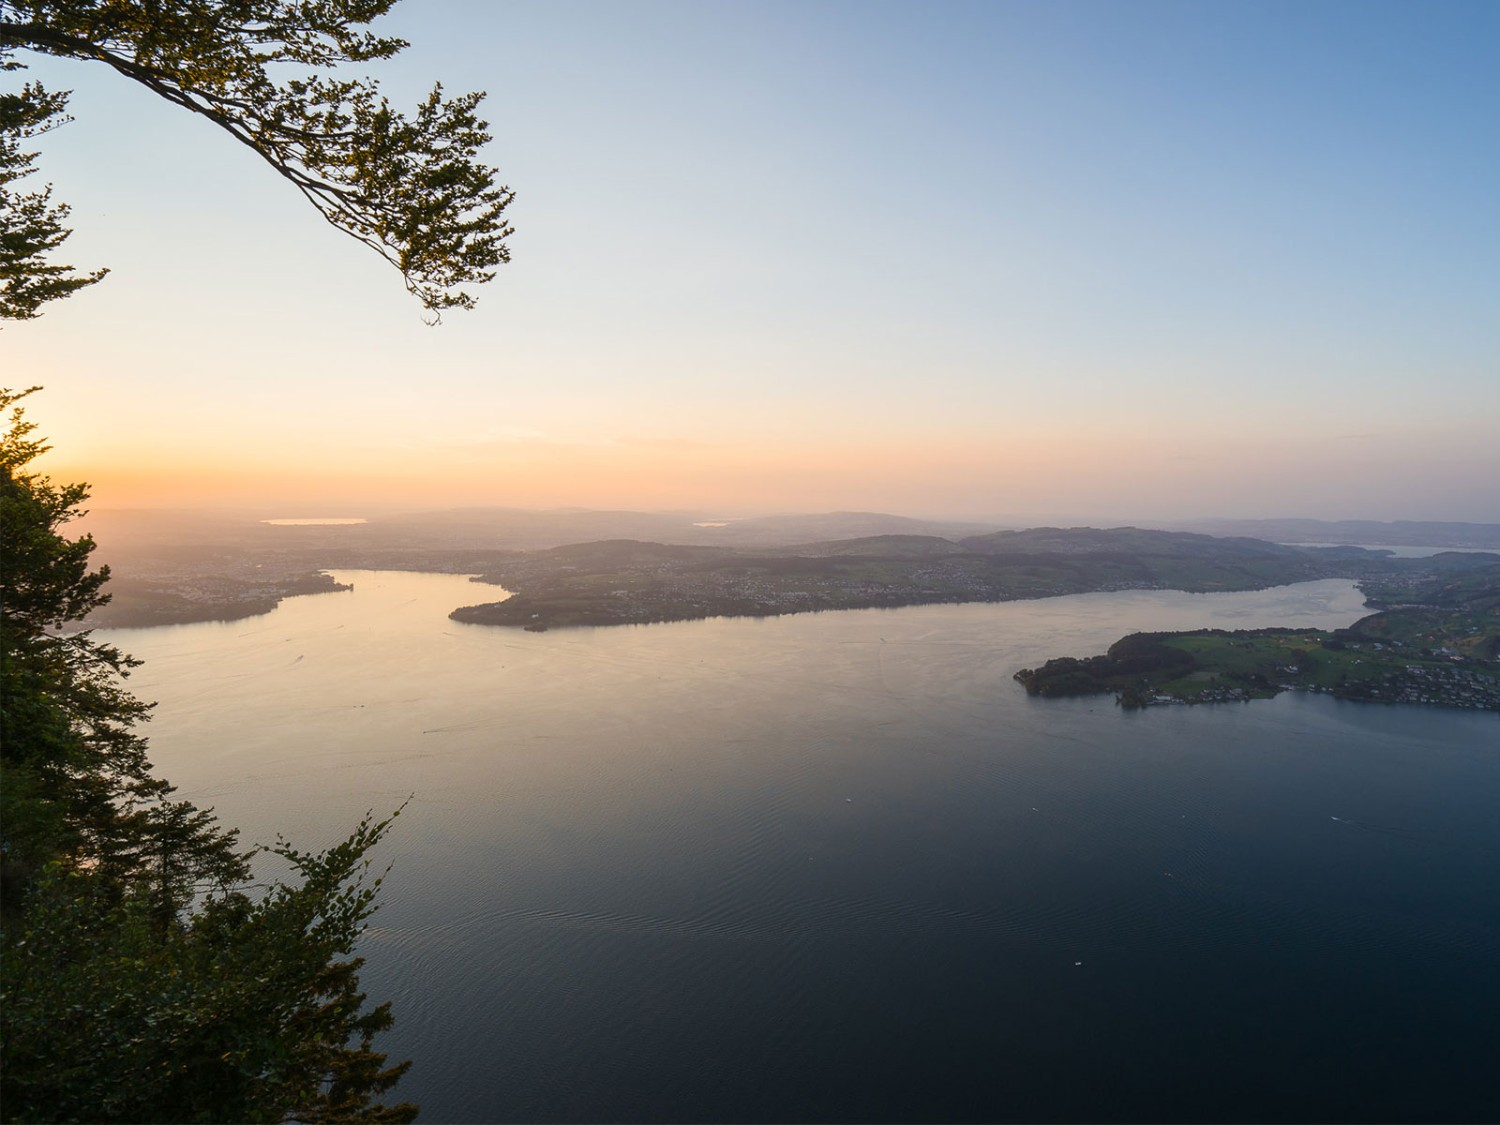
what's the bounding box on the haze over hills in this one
[354,508,1008,550]
[75,507,1008,557]
[75,501,1500,634]
[78,505,1500,559]
[1163,518,1500,549]
[960,526,1314,559]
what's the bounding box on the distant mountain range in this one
[356,509,1500,551]
[1161,518,1500,549]
[358,507,1003,550]
[77,505,1500,630]
[363,510,1500,552]
[79,506,1500,563]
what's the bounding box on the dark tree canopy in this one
[1,388,417,1123]
[0,386,242,903]
[0,0,513,319]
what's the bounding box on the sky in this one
[8,0,1499,522]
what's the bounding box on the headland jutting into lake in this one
[1015,563,1500,712]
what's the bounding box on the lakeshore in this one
[1015,565,1500,712]
[449,529,1498,631]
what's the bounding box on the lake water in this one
[101,574,1499,1123]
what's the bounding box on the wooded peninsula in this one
[1015,565,1500,712]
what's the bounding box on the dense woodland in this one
[1,393,418,1122]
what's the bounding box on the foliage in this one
[0,387,242,904]
[2,810,415,1125]
[1,389,416,1122]
[1013,633,1200,700]
[0,62,105,317]
[0,0,513,319]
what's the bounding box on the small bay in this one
[103,574,1499,1123]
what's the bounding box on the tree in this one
[2,809,415,1124]
[1,388,417,1123]
[0,387,244,907]
[0,0,514,320]
[0,66,105,317]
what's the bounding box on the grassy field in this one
[1151,631,1437,699]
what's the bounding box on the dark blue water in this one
[109,575,1500,1122]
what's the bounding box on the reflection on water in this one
[104,575,1500,1123]
[261,517,369,525]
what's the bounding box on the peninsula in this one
[447,527,1498,632]
[1014,564,1500,712]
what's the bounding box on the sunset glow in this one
[7,6,1499,1121]
[10,0,1499,523]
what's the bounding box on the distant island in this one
[1015,564,1500,713]
[448,527,1500,633]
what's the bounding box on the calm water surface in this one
[103,574,1499,1123]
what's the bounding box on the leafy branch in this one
[0,0,513,319]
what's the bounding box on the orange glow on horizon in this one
[42,418,1498,524]
[48,430,1142,516]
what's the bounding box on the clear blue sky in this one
[10,0,1499,520]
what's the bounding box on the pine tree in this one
[1,388,416,1123]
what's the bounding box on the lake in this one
[102,573,1500,1123]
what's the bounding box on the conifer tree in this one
[1,390,417,1123]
